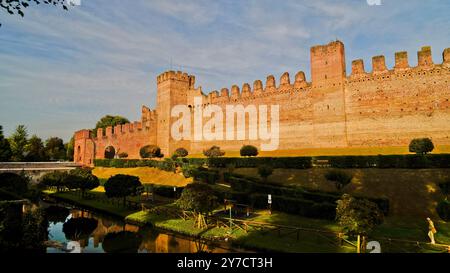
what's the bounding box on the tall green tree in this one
[93,115,129,137]
[104,174,143,206]
[25,135,46,162]
[66,136,75,161]
[45,137,66,161]
[0,125,12,161]
[9,125,28,162]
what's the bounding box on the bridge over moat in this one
[0,162,82,182]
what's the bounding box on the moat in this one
[44,204,238,253]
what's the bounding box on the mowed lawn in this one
[93,167,193,187]
[234,168,450,218]
[188,145,450,157]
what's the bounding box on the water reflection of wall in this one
[70,210,227,253]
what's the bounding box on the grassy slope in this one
[234,168,450,218]
[126,209,355,253]
[188,145,450,158]
[93,167,193,187]
[49,191,139,218]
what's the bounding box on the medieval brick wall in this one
[74,40,450,165]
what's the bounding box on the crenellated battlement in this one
[201,70,311,103]
[350,46,450,79]
[157,70,195,88]
[74,40,450,166]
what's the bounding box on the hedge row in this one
[95,154,450,170]
[191,169,220,184]
[94,159,175,171]
[314,154,450,169]
[250,193,336,220]
[228,175,389,215]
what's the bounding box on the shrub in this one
[257,165,273,181]
[174,148,189,158]
[438,180,450,199]
[203,146,225,158]
[40,171,67,192]
[324,170,353,190]
[140,145,162,158]
[436,200,450,221]
[409,138,434,155]
[118,152,128,158]
[240,145,258,157]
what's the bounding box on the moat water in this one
[45,204,239,253]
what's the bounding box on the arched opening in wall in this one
[104,146,116,159]
[77,146,81,161]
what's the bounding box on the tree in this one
[257,165,273,182]
[45,137,66,161]
[203,146,225,158]
[176,183,217,229]
[64,168,99,198]
[0,203,48,253]
[0,0,70,28]
[66,136,74,161]
[139,145,162,158]
[409,138,434,155]
[240,145,258,157]
[104,174,143,206]
[40,171,67,192]
[0,125,11,161]
[336,194,384,252]
[25,135,46,162]
[174,147,189,158]
[9,125,28,161]
[93,115,129,137]
[325,170,353,190]
[0,172,29,196]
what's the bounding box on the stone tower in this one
[156,71,195,156]
[310,40,348,147]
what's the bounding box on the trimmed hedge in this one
[250,193,336,220]
[314,154,450,169]
[96,154,450,170]
[191,168,220,184]
[153,185,184,198]
[228,175,389,216]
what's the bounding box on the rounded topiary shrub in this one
[174,147,189,158]
[240,145,258,157]
[139,145,162,158]
[436,200,450,221]
[409,138,434,155]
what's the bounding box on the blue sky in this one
[0,0,449,141]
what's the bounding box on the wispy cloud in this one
[0,0,449,141]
